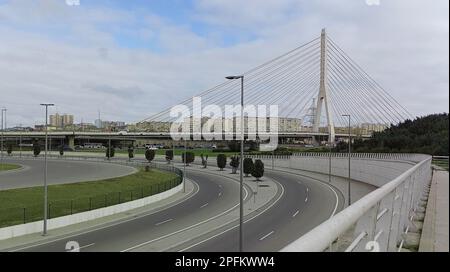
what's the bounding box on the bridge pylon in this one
[312,28,335,144]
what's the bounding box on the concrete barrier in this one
[250,154,419,188]
[0,182,183,241]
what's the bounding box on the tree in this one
[33,142,41,157]
[59,145,64,156]
[106,145,115,159]
[128,145,134,161]
[230,155,240,174]
[182,152,195,166]
[201,154,208,168]
[217,154,226,170]
[252,159,264,181]
[145,149,155,163]
[7,145,12,156]
[165,150,174,164]
[243,158,254,177]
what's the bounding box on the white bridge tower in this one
[312,28,335,143]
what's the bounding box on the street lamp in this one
[328,130,332,184]
[342,114,351,206]
[1,108,6,171]
[226,75,244,252]
[184,137,187,193]
[40,103,54,236]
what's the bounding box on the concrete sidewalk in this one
[419,170,449,252]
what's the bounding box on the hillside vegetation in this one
[335,113,449,155]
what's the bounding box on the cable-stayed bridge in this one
[137,29,412,143]
[2,29,414,146]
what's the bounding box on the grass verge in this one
[0,163,21,172]
[0,168,180,227]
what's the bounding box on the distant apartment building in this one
[168,116,302,133]
[49,113,74,128]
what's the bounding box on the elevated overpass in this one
[0,131,371,148]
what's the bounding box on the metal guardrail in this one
[281,155,432,252]
[244,153,428,163]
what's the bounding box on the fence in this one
[280,154,432,252]
[0,158,183,228]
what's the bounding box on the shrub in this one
[165,150,174,163]
[106,146,115,159]
[33,142,41,157]
[128,145,134,161]
[243,158,254,177]
[145,149,155,162]
[252,159,264,181]
[201,154,208,168]
[217,154,227,170]
[182,152,195,165]
[230,155,240,174]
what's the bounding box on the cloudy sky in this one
[0,0,448,127]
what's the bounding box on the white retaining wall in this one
[0,182,183,241]
[255,156,416,188]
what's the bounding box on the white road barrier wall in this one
[250,153,427,187]
[0,181,183,241]
[271,153,433,252]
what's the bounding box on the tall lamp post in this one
[226,75,244,252]
[184,137,187,193]
[328,130,332,184]
[40,103,54,236]
[342,114,351,206]
[1,108,6,171]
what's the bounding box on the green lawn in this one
[0,163,21,172]
[0,168,181,227]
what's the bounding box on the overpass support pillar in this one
[67,135,75,149]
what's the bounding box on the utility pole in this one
[40,103,54,236]
[184,137,186,193]
[0,108,5,170]
[19,123,22,158]
[226,75,244,252]
[342,114,352,206]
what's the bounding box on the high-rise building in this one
[49,113,74,128]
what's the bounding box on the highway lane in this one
[3,157,346,252]
[178,169,345,252]
[12,170,244,252]
[0,158,136,190]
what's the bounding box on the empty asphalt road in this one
[0,158,136,190]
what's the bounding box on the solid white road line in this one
[292,210,300,217]
[200,203,209,208]
[177,180,285,252]
[155,219,173,226]
[121,184,250,252]
[9,179,201,252]
[259,231,274,241]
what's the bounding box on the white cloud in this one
[0,0,448,127]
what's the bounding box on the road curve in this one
[4,163,345,252]
[9,170,245,252]
[177,169,345,252]
[0,158,137,190]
